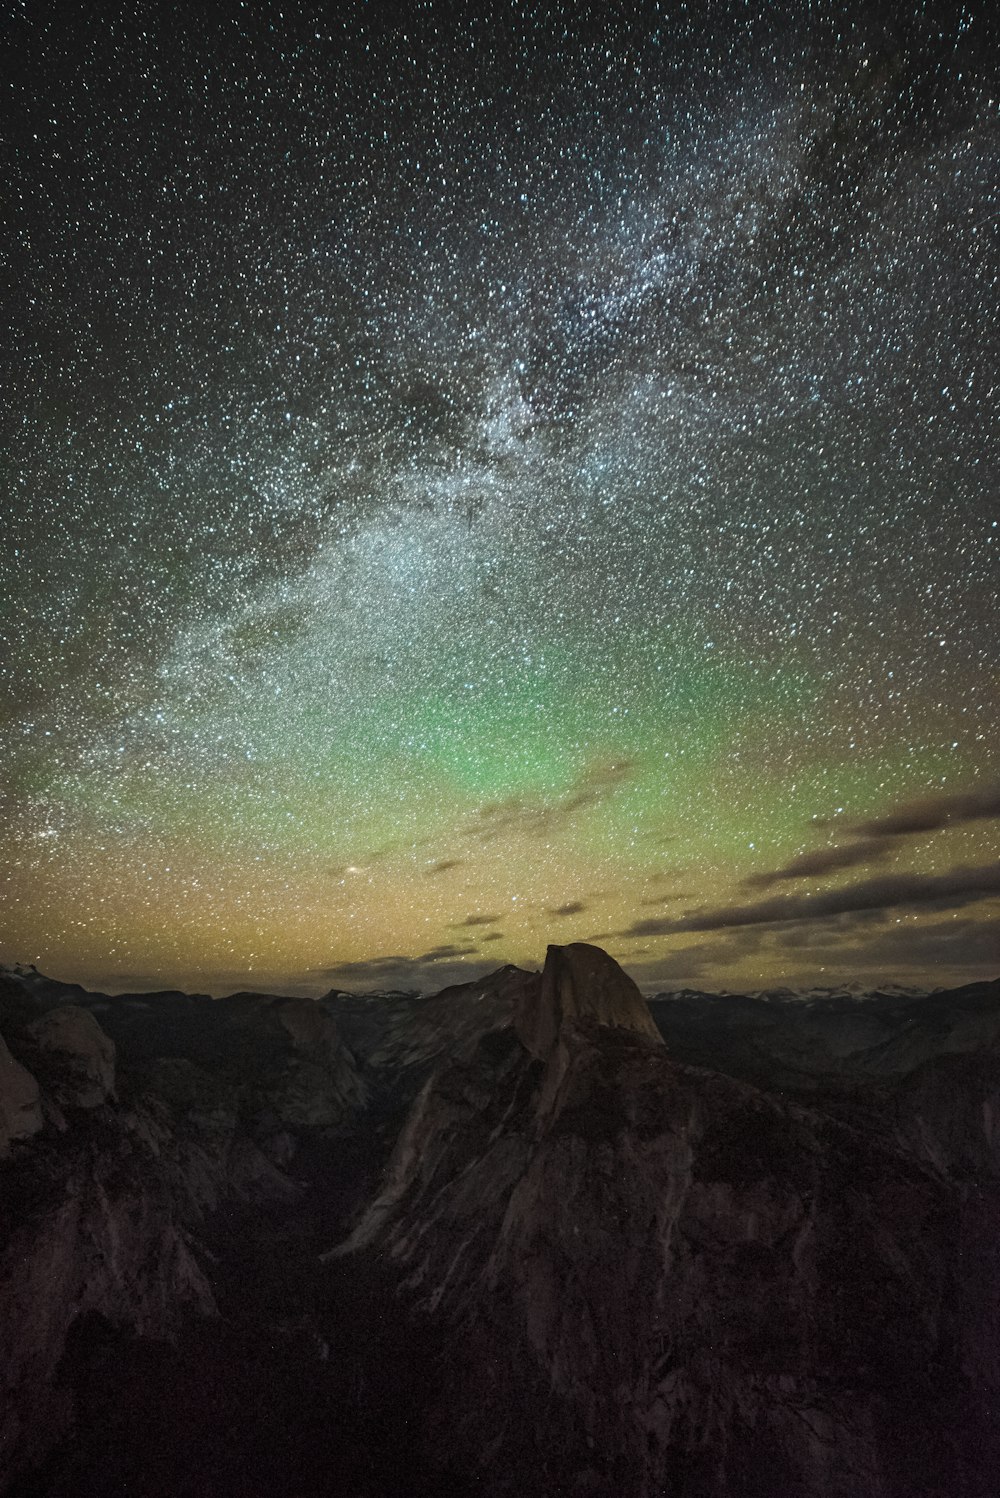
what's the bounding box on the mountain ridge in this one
[2,954,1000,1495]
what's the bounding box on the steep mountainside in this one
[1,953,999,1497]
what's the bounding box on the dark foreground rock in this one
[1,954,999,1496]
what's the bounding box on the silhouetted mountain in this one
[1,954,999,1496]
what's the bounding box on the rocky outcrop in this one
[214,994,367,1160]
[338,956,1000,1498]
[0,976,368,1495]
[25,1005,116,1109]
[0,1034,42,1155]
[334,963,534,1101]
[0,1117,217,1481]
[515,942,663,1058]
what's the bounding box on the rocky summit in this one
[515,941,664,1058]
[1,952,1000,1497]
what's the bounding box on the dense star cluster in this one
[2,2,998,993]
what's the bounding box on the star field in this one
[2,1,998,994]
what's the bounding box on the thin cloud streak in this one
[625,861,1000,934]
[853,782,1000,837]
[743,838,889,890]
[462,758,636,843]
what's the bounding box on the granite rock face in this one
[0,973,367,1494]
[2,958,999,1497]
[0,1034,43,1155]
[25,1005,117,1109]
[0,1117,217,1482]
[343,1013,1000,1496]
[515,941,664,1058]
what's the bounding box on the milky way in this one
[2,2,998,993]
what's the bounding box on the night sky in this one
[2,1,998,996]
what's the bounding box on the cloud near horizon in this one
[624,861,1000,935]
[743,838,890,890]
[744,782,1000,892]
[417,944,480,961]
[309,952,503,992]
[621,910,999,989]
[852,781,1000,838]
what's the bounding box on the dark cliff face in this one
[337,953,1000,1498]
[0,971,367,1492]
[2,957,1000,1497]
